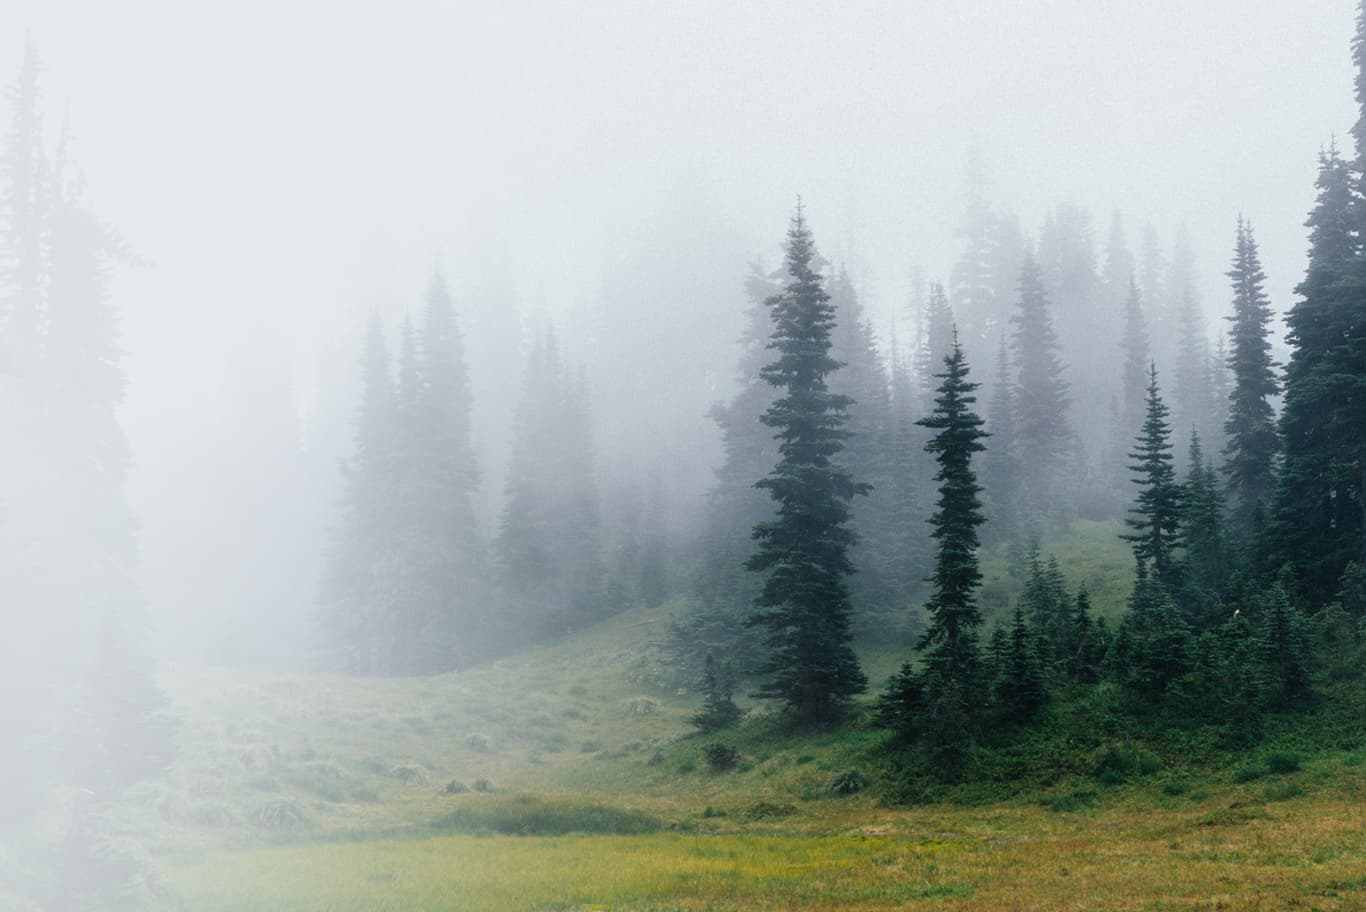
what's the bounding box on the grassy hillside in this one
[124,519,1365,910]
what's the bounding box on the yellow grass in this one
[164,794,1366,911]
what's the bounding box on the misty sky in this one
[4,0,1359,654]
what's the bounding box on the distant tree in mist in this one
[1221,218,1279,538]
[1010,254,1071,528]
[671,262,781,681]
[914,282,956,400]
[0,45,176,908]
[496,327,605,642]
[746,204,868,725]
[981,332,1019,547]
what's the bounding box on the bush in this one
[1265,751,1301,774]
[390,764,430,784]
[677,759,697,774]
[466,733,491,753]
[248,799,305,829]
[1234,764,1268,783]
[704,744,740,773]
[1044,790,1096,813]
[471,778,493,793]
[1161,778,1190,796]
[442,780,469,795]
[1092,741,1163,783]
[744,801,797,821]
[825,769,870,796]
[795,754,816,766]
[701,805,727,818]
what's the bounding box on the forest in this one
[1,2,1364,911]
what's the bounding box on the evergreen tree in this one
[914,281,955,399]
[691,650,742,733]
[746,204,868,725]
[1183,432,1227,619]
[879,337,988,766]
[1010,254,1071,526]
[1020,553,1069,665]
[1253,583,1312,708]
[994,603,1046,724]
[1117,565,1193,696]
[497,328,605,645]
[1065,585,1106,682]
[981,333,1019,547]
[1117,279,1151,473]
[676,263,783,680]
[1273,140,1366,600]
[949,149,999,367]
[828,267,896,618]
[1123,365,1183,590]
[409,271,485,669]
[320,315,398,674]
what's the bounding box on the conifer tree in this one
[879,337,988,764]
[828,267,897,618]
[981,333,1019,546]
[994,603,1046,724]
[497,328,604,645]
[1273,142,1366,600]
[1254,584,1312,708]
[1010,254,1071,526]
[1118,565,1193,696]
[1183,432,1226,619]
[691,650,742,733]
[1123,365,1184,590]
[1118,279,1151,463]
[914,281,955,398]
[676,263,783,680]
[1222,218,1280,533]
[746,204,868,725]
[320,315,397,674]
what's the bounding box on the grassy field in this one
[129,521,1365,910]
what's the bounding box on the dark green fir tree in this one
[746,202,868,725]
[1123,365,1184,591]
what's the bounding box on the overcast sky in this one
[3,0,1360,652]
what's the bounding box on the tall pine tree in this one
[1123,365,1184,591]
[746,204,868,725]
[1222,218,1280,533]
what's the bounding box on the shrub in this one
[1265,751,1301,774]
[1091,741,1163,783]
[248,798,305,829]
[471,778,493,793]
[677,759,697,774]
[1044,790,1096,813]
[825,769,870,796]
[647,748,666,767]
[744,801,797,821]
[390,764,430,784]
[466,733,491,753]
[701,805,727,818]
[580,740,602,753]
[795,754,816,766]
[1161,778,1190,796]
[704,744,739,773]
[1233,764,1268,783]
[442,780,470,795]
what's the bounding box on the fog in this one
[1,1,1357,689]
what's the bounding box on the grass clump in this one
[1233,764,1268,783]
[1263,781,1304,802]
[744,801,797,821]
[437,797,661,836]
[248,798,306,829]
[825,769,870,796]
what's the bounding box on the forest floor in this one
[130,521,1365,911]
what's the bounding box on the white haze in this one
[1,0,1357,664]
